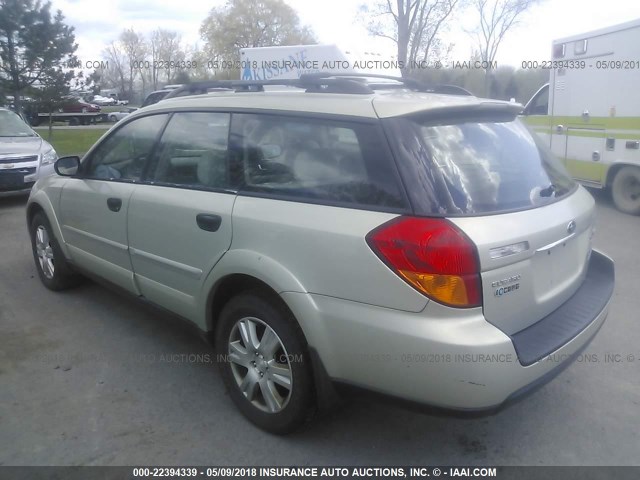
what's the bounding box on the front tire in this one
[30,212,82,290]
[612,166,640,215]
[216,291,315,434]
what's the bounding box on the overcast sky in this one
[52,0,640,68]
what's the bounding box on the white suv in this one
[26,74,615,433]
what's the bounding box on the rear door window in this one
[229,113,407,210]
[148,112,231,189]
[385,115,576,216]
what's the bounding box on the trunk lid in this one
[450,187,595,335]
[383,108,595,334]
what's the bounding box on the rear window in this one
[385,115,576,215]
[229,113,408,210]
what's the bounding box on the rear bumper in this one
[283,250,614,410]
[510,250,615,366]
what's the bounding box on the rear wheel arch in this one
[208,274,341,421]
[206,274,301,342]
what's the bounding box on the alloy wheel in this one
[228,317,293,413]
[35,225,55,279]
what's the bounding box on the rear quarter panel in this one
[221,196,428,312]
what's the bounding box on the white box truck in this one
[522,19,640,214]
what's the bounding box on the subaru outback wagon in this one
[26,74,615,433]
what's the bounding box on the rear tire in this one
[216,291,315,434]
[29,212,82,291]
[611,166,640,215]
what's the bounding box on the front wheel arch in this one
[26,202,45,228]
[29,211,82,290]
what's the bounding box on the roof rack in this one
[162,73,473,100]
[300,73,473,95]
[163,77,374,99]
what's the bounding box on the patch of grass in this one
[101,105,137,113]
[101,105,123,113]
[40,128,108,157]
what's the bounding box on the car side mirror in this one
[54,156,80,176]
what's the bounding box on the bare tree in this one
[120,28,147,98]
[472,0,541,94]
[361,0,462,76]
[102,41,127,96]
[156,29,182,85]
[147,30,160,90]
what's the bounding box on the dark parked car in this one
[60,97,101,113]
[140,89,173,108]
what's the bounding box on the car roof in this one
[137,88,518,120]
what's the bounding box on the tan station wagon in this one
[27,74,615,433]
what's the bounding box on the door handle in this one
[196,213,222,232]
[107,197,122,212]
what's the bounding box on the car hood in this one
[0,136,45,156]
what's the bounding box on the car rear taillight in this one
[366,217,482,308]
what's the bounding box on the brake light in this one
[366,217,482,308]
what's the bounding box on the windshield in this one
[385,115,576,216]
[0,110,37,137]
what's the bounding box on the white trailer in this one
[30,111,106,126]
[522,19,640,214]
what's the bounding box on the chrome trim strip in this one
[62,225,129,251]
[129,247,203,279]
[536,232,576,252]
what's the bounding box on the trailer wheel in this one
[69,117,79,126]
[612,166,640,215]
